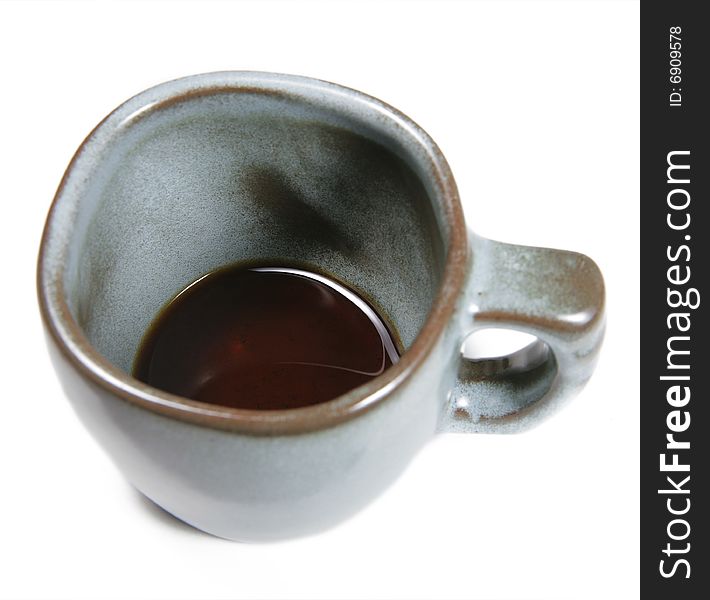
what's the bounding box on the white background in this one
[0,1,639,599]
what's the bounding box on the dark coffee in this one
[133,266,399,410]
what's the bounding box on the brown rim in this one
[37,72,469,435]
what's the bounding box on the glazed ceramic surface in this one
[38,72,605,541]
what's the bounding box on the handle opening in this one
[462,328,550,377]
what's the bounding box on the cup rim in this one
[37,71,469,435]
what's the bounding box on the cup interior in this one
[59,80,450,376]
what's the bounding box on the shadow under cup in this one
[65,89,449,382]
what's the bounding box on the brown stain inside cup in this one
[133,265,400,410]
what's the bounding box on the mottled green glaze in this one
[38,72,605,541]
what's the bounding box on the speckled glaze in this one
[38,72,605,541]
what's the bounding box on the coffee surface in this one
[133,266,399,410]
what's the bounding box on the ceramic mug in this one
[38,72,605,541]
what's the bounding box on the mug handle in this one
[441,232,606,433]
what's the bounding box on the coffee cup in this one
[37,71,605,541]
